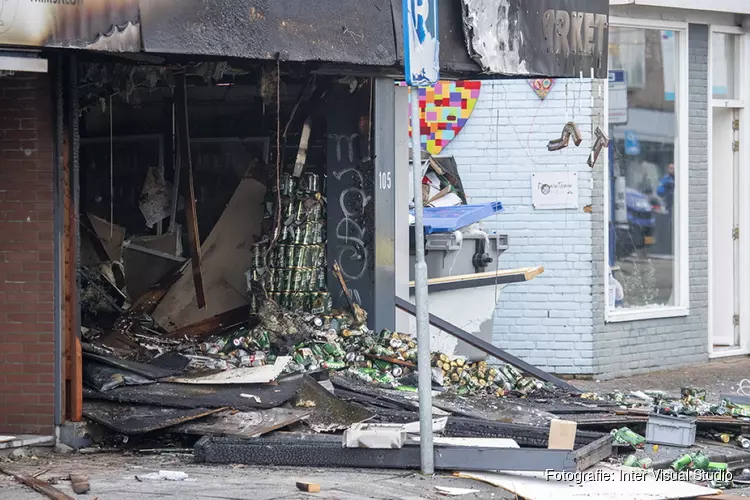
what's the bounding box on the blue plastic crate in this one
[411,201,503,234]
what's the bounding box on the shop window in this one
[607,25,685,318]
[712,32,740,100]
[609,28,646,89]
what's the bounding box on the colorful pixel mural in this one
[407,80,481,155]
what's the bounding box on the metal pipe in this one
[411,86,433,474]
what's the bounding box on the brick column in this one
[0,73,56,435]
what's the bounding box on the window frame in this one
[604,18,690,323]
[707,25,749,357]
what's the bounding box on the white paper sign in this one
[532,172,578,210]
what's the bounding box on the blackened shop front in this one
[0,0,610,449]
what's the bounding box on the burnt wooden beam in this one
[394,297,580,394]
[0,469,75,500]
[64,54,82,422]
[173,71,206,309]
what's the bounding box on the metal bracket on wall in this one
[588,127,610,168]
[733,140,740,152]
[547,121,582,151]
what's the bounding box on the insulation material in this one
[139,166,175,229]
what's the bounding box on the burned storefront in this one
[0,0,650,477]
[71,51,572,451]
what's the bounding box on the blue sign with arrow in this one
[403,0,439,86]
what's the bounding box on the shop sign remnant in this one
[0,0,141,51]
[403,0,440,86]
[461,0,609,78]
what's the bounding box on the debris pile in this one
[179,296,550,397]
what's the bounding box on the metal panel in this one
[373,78,397,332]
[325,82,376,323]
[394,85,411,335]
[140,0,398,67]
[395,296,581,393]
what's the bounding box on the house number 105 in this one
[378,171,392,190]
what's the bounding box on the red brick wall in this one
[0,73,56,435]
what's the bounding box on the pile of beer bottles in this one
[193,306,550,397]
[247,170,332,315]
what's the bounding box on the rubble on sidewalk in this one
[71,151,750,484]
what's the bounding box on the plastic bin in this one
[411,202,504,234]
[645,414,696,446]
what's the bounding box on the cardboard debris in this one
[548,419,577,450]
[85,213,125,263]
[165,356,290,385]
[122,232,184,301]
[343,423,407,449]
[152,176,265,331]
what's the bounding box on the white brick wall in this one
[442,79,601,374]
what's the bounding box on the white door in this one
[710,107,740,348]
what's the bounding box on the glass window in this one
[609,28,646,89]
[607,27,680,311]
[712,33,739,99]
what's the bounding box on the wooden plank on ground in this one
[410,266,545,288]
[174,71,206,309]
[174,408,310,438]
[0,468,75,500]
